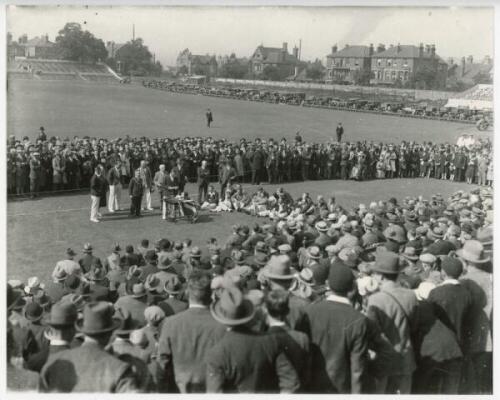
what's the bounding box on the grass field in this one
[6,78,483,283]
[7,178,478,284]
[7,79,478,143]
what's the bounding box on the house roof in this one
[24,36,55,48]
[448,62,493,82]
[374,45,442,59]
[327,45,372,58]
[253,45,298,65]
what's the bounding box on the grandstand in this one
[7,58,122,84]
[446,84,493,110]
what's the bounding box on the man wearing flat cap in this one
[39,301,138,392]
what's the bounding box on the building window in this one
[404,71,409,80]
[391,70,397,80]
[403,58,408,67]
[393,60,398,67]
[345,58,349,66]
[398,71,403,80]
[377,59,382,66]
[354,58,359,66]
[387,59,392,67]
[377,71,382,80]
[385,70,391,80]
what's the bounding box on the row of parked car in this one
[142,80,493,125]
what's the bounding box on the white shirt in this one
[326,293,351,306]
[440,278,460,286]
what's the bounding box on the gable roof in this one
[374,45,441,59]
[253,45,298,65]
[327,45,372,58]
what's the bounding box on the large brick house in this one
[176,48,218,77]
[325,44,374,84]
[249,43,299,80]
[22,35,59,59]
[370,43,448,89]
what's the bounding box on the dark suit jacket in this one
[205,328,300,393]
[78,254,102,274]
[157,307,226,393]
[90,174,107,197]
[44,281,67,304]
[425,240,456,256]
[298,299,369,393]
[428,282,473,347]
[268,325,311,391]
[107,167,121,186]
[197,167,210,186]
[129,177,144,198]
[158,297,188,317]
[39,342,137,392]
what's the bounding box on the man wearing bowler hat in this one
[39,301,138,392]
[158,276,188,317]
[115,283,149,328]
[366,251,418,394]
[297,263,369,393]
[205,285,300,393]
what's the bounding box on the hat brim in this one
[456,249,491,264]
[402,254,419,262]
[210,301,255,326]
[75,317,121,335]
[264,270,296,280]
[132,292,147,298]
[370,265,400,275]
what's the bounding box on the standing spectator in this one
[336,123,344,142]
[107,161,122,213]
[298,263,369,393]
[366,251,418,394]
[52,151,65,192]
[157,270,226,393]
[197,160,210,204]
[219,161,236,199]
[89,165,107,223]
[29,151,41,198]
[206,108,213,128]
[154,164,168,217]
[206,285,300,393]
[139,160,154,211]
[129,169,144,218]
[457,240,492,394]
[39,301,138,392]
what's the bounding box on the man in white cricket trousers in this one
[89,165,106,223]
[107,161,122,212]
[139,160,154,211]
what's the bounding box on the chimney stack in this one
[461,56,466,77]
[332,44,338,54]
[419,43,424,57]
[293,46,299,58]
[282,42,288,52]
[467,55,473,64]
[369,43,374,56]
[377,43,385,53]
[430,44,436,57]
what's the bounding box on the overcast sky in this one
[7,6,494,66]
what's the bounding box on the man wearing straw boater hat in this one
[40,301,138,392]
[456,240,492,394]
[205,285,300,393]
[157,270,226,393]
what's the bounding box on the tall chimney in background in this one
[430,44,436,57]
[293,46,299,58]
[369,43,374,56]
[282,42,288,52]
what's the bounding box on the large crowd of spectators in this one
[7,127,493,198]
[7,185,493,394]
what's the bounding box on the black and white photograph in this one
[3,3,496,395]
